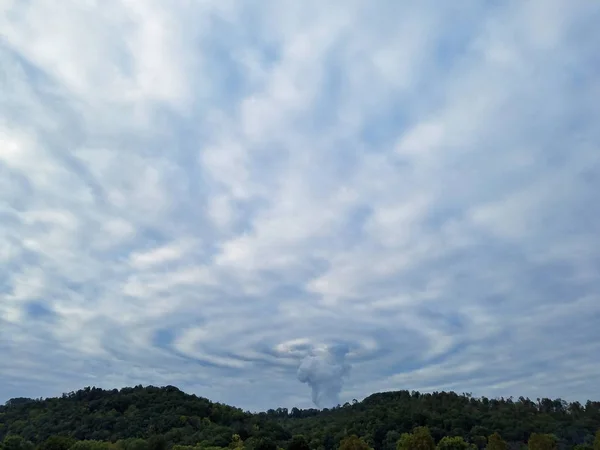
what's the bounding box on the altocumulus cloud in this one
[1,0,600,411]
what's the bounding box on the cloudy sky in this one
[1,0,600,412]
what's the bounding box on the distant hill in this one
[1,386,599,450]
[0,385,266,447]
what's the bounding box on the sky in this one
[1,0,600,412]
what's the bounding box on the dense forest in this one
[1,386,599,450]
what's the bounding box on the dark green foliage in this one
[70,440,115,450]
[147,436,167,450]
[436,436,474,450]
[1,387,599,450]
[527,434,557,450]
[2,436,34,450]
[229,434,244,450]
[278,391,600,450]
[486,433,507,450]
[339,435,372,450]
[40,436,77,450]
[253,438,277,450]
[287,435,310,450]
[0,386,255,446]
[471,436,487,450]
[397,427,435,450]
[117,439,148,450]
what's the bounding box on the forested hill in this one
[1,386,599,450]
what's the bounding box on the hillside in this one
[1,386,599,450]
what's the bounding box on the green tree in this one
[338,436,371,450]
[396,433,413,450]
[436,436,473,450]
[527,434,556,450]
[2,436,21,450]
[1,387,600,450]
[485,434,506,450]
[470,436,486,450]
[397,427,435,450]
[40,436,76,450]
[71,441,115,450]
[3,436,26,450]
[0,434,35,450]
[469,429,489,442]
[594,431,600,450]
[254,439,277,450]
[147,436,167,450]
[383,432,400,450]
[116,439,148,450]
[288,436,310,450]
[229,435,243,450]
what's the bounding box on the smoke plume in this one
[297,343,351,408]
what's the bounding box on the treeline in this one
[1,427,599,450]
[273,391,600,450]
[1,386,599,450]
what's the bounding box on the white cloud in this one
[129,241,196,268]
[1,0,599,412]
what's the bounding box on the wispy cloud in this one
[1,0,599,411]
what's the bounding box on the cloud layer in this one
[1,0,600,411]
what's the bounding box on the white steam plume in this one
[297,343,351,408]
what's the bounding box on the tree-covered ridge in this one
[0,386,599,450]
[273,391,600,450]
[0,385,263,447]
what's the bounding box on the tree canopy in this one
[0,386,599,450]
